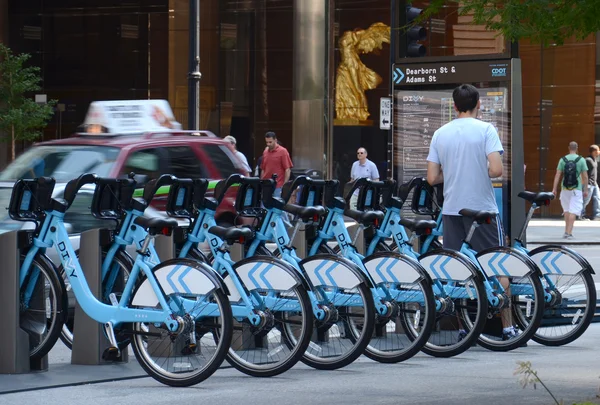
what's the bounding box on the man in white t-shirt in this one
[350,147,379,209]
[426,84,522,343]
[224,135,251,176]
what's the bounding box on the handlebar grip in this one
[63,173,101,207]
[343,178,369,202]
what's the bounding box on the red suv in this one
[0,130,246,232]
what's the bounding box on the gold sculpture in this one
[335,22,390,125]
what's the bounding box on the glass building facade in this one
[1,0,598,217]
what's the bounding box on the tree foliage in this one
[0,43,55,159]
[422,0,600,46]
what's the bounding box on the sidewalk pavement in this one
[527,218,600,245]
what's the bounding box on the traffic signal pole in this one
[188,0,201,131]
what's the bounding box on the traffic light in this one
[405,6,427,57]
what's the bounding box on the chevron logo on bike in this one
[375,257,400,283]
[429,255,452,279]
[313,260,339,287]
[247,262,274,290]
[487,253,511,276]
[167,265,192,293]
[540,251,563,275]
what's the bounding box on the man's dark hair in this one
[265,131,277,139]
[452,84,480,113]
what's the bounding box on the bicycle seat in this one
[399,218,437,235]
[518,191,555,206]
[344,209,384,226]
[458,208,497,224]
[283,204,326,221]
[208,226,253,244]
[133,216,179,236]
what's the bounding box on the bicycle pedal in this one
[181,343,197,356]
[102,346,121,361]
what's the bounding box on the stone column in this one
[292,0,330,176]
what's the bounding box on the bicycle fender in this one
[300,254,372,289]
[528,245,595,275]
[476,246,542,278]
[418,249,483,282]
[362,252,432,286]
[132,258,228,307]
[233,256,305,292]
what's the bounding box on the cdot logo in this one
[491,67,507,77]
[403,95,424,102]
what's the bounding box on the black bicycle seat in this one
[208,226,253,244]
[283,204,326,221]
[458,209,497,224]
[133,216,179,236]
[344,209,384,226]
[518,191,555,206]
[400,218,437,235]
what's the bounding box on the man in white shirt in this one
[350,147,379,209]
[224,135,251,176]
[427,84,523,343]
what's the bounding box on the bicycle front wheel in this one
[21,253,68,360]
[130,259,233,387]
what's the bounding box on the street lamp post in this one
[188,0,201,130]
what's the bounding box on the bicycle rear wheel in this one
[361,252,436,363]
[21,253,68,360]
[475,247,545,351]
[130,259,233,387]
[524,246,597,346]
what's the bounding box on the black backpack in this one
[562,156,582,189]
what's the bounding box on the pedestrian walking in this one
[223,135,251,176]
[427,84,522,341]
[552,141,589,239]
[260,132,293,197]
[349,147,380,209]
[580,144,600,220]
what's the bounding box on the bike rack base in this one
[0,230,49,374]
[72,228,128,365]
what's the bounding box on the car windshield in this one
[0,145,120,182]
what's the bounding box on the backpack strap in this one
[562,156,569,164]
[574,156,582,163]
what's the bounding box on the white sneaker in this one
[563,233,569,239]
[566,234,574,240]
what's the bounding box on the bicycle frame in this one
[368,205,475,306]
[177,206,304,325]
[310,205,428,314]
[21,208,212,331]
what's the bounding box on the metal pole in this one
[188,0,201,130]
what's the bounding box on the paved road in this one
[2,323,600,405]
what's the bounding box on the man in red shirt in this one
[261,131,293,197]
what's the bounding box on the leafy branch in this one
[419,0,600,46]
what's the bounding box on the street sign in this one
[380,97,391,130]
[393,60,511,87]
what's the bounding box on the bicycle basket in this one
[9,177,56,222]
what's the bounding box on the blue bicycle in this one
[346,178,488,357]
[10,174,234,386]
[61,174,314,378]
[287,177,437,363]
[209,175,377,369]
[508,191,596,346]
[401,178,546,351]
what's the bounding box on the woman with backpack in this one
[552,141,589,239]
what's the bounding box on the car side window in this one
[122,148,163,179]
[200,144,239,178]
[63,192,114,234]
[165,146,208,178]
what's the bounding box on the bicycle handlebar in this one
[143,174,194,204]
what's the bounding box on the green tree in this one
[0,43,56,161]
[422,0,600,46]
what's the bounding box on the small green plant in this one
[514,361,600,405]
[515,361,561,405]
[0,43,56,161]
